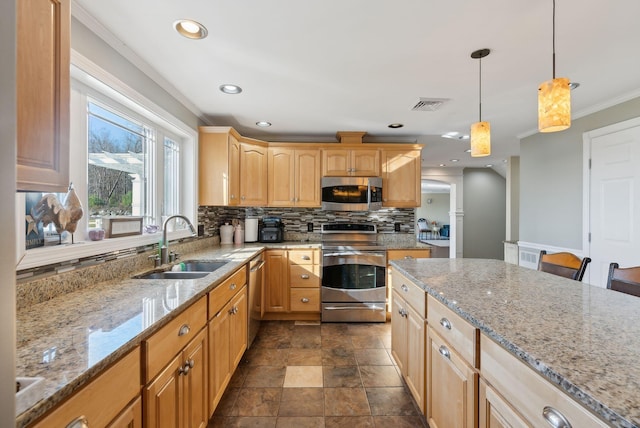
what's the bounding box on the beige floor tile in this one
[283,365,323,387]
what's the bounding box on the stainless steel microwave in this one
[321,176,383,211]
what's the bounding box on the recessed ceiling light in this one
[486,164,493,167]
[450,159,459,162]
[442,132,470,140]
[174,19,208,39]
[569,82,580,90]
[219,84,242,94]
[388,123,404,129]
[256,121,271,127]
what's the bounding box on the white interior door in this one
[587,120,640,287]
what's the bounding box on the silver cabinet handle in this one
[229,306,238,315]
[404,255,414,259]
[230,282,237,290]
[241,195,246,200]
[438,345,451,359]
[66,416,88,428]
[300,274,310,279]
[178,324,190,336]
[179,362,190,376]
[542,406,572,428]
[401,284,409,293]
[301,255,311,260]
[440,318,452,330]
[186,358,195,369]
[397,307,407,318]
[301,297,310,303]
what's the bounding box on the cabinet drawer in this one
[387,248,431,261]
[144,297,207,381]
[391,270,426,316]
[289,264,319,287]
[289,249,316,265]
[209,265,247,317]
[290,288,320,312]
[480,334,608,428]
[32,347,141,428]
[427,295,478,368]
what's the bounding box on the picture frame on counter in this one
[102,216,143,238]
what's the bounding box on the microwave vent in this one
[411,98,450,112]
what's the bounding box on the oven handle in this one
[322,252,386,268]
[323,305,385,311]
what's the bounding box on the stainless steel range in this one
[321,223,387,322]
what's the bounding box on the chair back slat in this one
[607,263,640,297]
[538,250,591,282]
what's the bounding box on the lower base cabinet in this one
[106,396,142,428]
[479,379,529,428]
[144,327,208,428]
[426,328,478,428]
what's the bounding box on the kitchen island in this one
[390,258,640,428]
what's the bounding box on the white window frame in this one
[16,51,198,270]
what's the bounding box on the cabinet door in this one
[107,396,142,428]
[264,250,289,312]
[479,379,530,428]
[268,147,295,206]
[183,328,208,428]
[145,354,183,428]
[208,302,232,414]
[351,149,380,176]
[322,149,350,176]
[229,287,248,369]
[427,328,478,428]
[228,135,241,205]
[17,0,70,192]
[382,149,421,207]
[405,306,426,412]
[295,149,321,206]
[240,142,267,206]
[390,291,407,373]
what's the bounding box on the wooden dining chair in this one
[537,250,591,282]
[606,263,640,297]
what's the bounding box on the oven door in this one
[321,250,386,303]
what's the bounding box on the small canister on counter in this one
[234,223,244,244]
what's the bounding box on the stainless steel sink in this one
[180,260,229,272]
[134,271,210,280]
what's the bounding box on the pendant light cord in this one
[478,55,483,122]
[552,0,556,79]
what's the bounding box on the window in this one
[16,53,197,270]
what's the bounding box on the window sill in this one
[17,230,192,271]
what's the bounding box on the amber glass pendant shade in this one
[470,121,491,157]
[538,77,571,133]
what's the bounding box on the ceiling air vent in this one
[411,98,450,111]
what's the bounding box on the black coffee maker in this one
[258,217,284,243]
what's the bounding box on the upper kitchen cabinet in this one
[382,149,422,207]
[322,149,380,177]
[17,0,70,192]
[268,147,321,207]
[199,127,267,207]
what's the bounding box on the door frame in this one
[582,116,640,285]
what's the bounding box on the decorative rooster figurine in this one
[31,183,84,244]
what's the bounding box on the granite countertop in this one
[390,258,640,428]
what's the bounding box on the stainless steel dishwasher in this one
[248,253,265,348]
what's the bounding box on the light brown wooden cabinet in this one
[199,127,267,206]
[322,148,380,176]
[288,249,320,312]
[264,249,289,313]
[390,270,426,412]
[30,347,141,428]
[145,327,208,428]
[382,149,422,207]
[268,147,321,207]
[479,379,529,428]
[17,0,70,192]
[387,249,431,316]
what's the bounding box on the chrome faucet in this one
[160,215,197,265]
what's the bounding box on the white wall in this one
[416,193,450,227]
[1,0,17,423]
[520,96,640,249]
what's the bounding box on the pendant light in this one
[470,48,491,158]
[538,0,571,132]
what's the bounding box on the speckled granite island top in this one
[391,258,640,428]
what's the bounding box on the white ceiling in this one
[73,0,640,173]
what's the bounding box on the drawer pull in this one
[301,255,311,260]
[439,317,452,330]
[438,345,451,359]
[301,297,310,303]
[66,416,89,428]
[401,284,409,293]
[404,255,414,259]
[229,283,237,290]
[300,274,310,279]
[542,406,572,428]
[178,324,190,336]
[397,308,407,318]
[229,306,239,315]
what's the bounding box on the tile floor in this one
[208,321,428,428]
